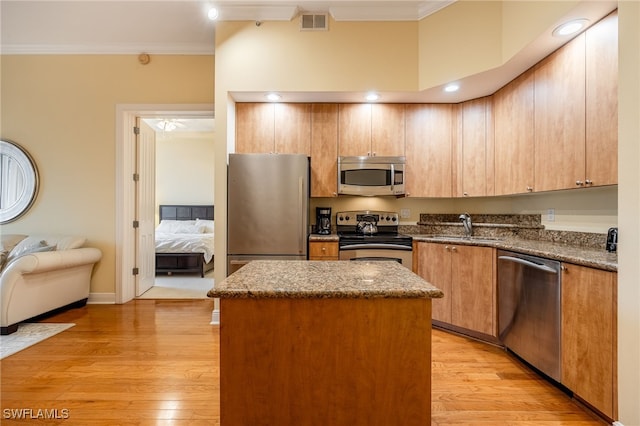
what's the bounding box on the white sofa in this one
[0,234,102,335]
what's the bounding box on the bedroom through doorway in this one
[138,116,216,300]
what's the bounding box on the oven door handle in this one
[339,243,412,250]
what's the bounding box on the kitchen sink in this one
[427,235,503,244]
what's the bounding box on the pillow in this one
[173,223,205,234]
[0,234,28,253]
[156,220,195,233]
[0,249,8,273]
[195,219,214,234]
[156,220,203,234]
[7,240,56,263]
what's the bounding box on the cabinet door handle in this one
[526,186,533,192]
[451,246,457,251]
[576,180,584,186]
[585,179,593,185]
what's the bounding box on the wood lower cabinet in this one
[561,264,617,420]
[414,242,452,323]
[414,242,496,337]
[309,241,339,260]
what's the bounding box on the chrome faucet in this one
[459,213,472,237]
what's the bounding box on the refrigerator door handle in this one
[298,176,304,254]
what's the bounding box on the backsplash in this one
[409,214,607,250]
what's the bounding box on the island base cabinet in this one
[561,264,617,420]
[219,297,432,425]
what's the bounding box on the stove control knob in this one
[386,216,391,221]
[345,215,350,221]
[391,217,397,222]
[338,215,344,221]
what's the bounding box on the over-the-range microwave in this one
[337,156,405,196]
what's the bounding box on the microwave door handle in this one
[390,164,394,192]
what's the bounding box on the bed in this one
[155,205,215,277]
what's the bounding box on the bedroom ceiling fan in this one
[155,119,187,132]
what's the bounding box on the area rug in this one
[0,323,75,359]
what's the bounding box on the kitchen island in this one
[208,260,443,426]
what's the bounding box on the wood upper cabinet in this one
[534,32,586,192]
[405,104,453,197]
[275,103,311,155]
[454,97,494,197]
[236,103,275,153]
[561,264,617,420]
[310,104,339,197]
[414,242,496,337]
[585,12,618,187]
[371,104,405,156]
[235,103,311,155]
[493,70,535,195]
[338,104,404,157]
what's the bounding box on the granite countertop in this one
[410,235,618,272]
[308,233,339,241]
[207,260,444,300]
[307,233,617,271]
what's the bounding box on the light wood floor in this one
[1,300,606,425]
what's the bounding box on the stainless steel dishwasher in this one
[498,250,562,382]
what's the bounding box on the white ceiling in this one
[0,1,455,55]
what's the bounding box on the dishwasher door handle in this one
[498,255,559,274]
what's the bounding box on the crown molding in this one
[1,43,214,55]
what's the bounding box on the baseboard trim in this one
[88,292,116,304]
[211,309,220,325]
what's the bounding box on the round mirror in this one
[0,140,39,224]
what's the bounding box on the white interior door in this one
[136,118,156,296]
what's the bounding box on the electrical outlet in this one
[547,208,555,222]
[400,208,410,219]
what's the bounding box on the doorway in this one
[115,104,214,305]
[138,116,215,299]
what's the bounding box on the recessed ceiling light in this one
[266,93,282,102]
[208,7,219,21]
[552,19,589,37]
[444,84,459,93]
[365,92,380,102]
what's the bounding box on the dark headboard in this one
[159,205,214,221]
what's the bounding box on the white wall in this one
[155,130,215,223]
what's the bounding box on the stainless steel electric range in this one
[336,210,413,270]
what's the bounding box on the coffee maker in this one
[316,207,332,235]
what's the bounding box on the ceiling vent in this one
[300,13,328,31]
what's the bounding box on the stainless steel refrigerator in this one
[227,153,309,275]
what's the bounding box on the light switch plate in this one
[400,208,410,219]
[547,208,555,221]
